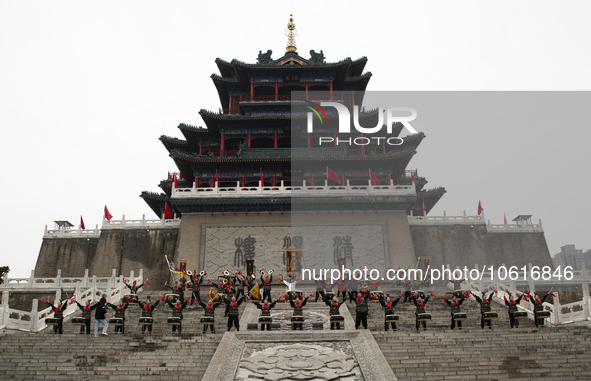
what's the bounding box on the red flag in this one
[369,168,381,185]
[478,201,484,215]
[422,200,426,216]
[411,172,417,187]
[80,216,85,230]
[260,168,264,186]
[171,173,178,189]
[104,205,113,221]
[164,202,173,219]
[216,170,219,186]
[326,166,341,184]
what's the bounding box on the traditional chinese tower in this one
[140,15,446,274]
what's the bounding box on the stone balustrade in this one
[171,180,416,199]
[0,269,143,334]
[43,216,181,238]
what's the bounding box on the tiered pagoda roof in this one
[140,16,445,218]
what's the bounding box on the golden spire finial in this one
[285,14,298,53]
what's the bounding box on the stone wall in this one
[173,211,417,275]
[34,229,178,290]
[409,225,554,269]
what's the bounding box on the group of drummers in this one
[43,268,556,334]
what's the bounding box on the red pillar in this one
[341,174,346,185]
[199,145,203,155]
[333,132,337,147]
[382,144,386,154]
[329,80,333,100]
[359,133,365,155]
[220,133,225,157]
[209,177,214,188]
[307,133,311,148]
[305,81,309,100]
[274,133,278,148]
[240,174,245,187]
[250,82,254,98]
[275,82,278,101]
[310,175,315,186]
[229,94,233,114]
[247,133,251,148]
[272,175,276,187]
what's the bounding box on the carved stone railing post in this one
[28,270,35,288]
[30,299,39,331]
[552,292,561,324]
[111,269,117,285]
[582,282,590,321]
[56,269,62,288]
[83,269,89,287]
[92,275,97,300]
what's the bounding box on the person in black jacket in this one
[75,300,97,334]
[504,292,524,328]
[190,271,204,304]
[166,298,187,333]
[198,299,221,334]
[224,295,245,331]
[289,295,309,330]
[348,292,370,329]
[379,295,401,331]
[472,289,496,329]
[526,291,554,327]
[107,300,129,334]
[314,279,326,302]
[93,295,109,337]
[260,273,273,303]
[252,298,278,331]
[411,292,432,331]
[443,293,468,330]
[137,298,160,334]
[47,299,68,334]
[323,295,345,330]
[124,280,146,302]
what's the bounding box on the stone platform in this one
[202,302,396,380]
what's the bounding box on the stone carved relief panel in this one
[200,223,387,276]
[236,342,364,381]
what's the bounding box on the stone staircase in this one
[338,291,591,380]
[0,292,246,380]
[1,290,590,380]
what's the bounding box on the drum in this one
[71,317,86,325]
[513,311,528,319]
[536,311,551,319]
[370,291,384,301]
[324,292,335,300]
[200,317,214,325]
[165,294,179,303]
[124,294,138,303]
[454,290,469,299]
[291,316,305,323]
[483,312,498,320]
[417,313,431,322]
[139,317,153,325]
[167,317,181,325]
[330,315,344,323]
[45,318,60,326]
[414,290,426,300]
[453,313,467,321]
[395,280,404,287]
[109,318,124,326]
[287,290,303,302]
[385,314,399,323]
[259,317,273,325]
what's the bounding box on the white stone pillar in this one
[552,291,561,324]
[56,269,62,287]
[582,282,590,321]
[1,291,9,327]
[30,299,39,331]
[28,270,35,288]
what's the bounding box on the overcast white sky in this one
[1,1,590,278]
